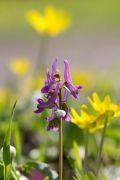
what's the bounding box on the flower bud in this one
[1,145,16,160]
[55,109,66,118]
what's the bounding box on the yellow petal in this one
[88,93,103,112]
[114,109,120,117]
[103,96,111,110]
[93,92,101,105]
[26,10,48,33]
[81,104,89,113]
[71,108,80,123]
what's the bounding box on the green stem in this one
[96,117,108,179]
[35,35,50,75]
[84,130,89,172]
[59,117,63,180]
[59,89,63,180]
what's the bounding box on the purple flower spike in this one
[34,58,83,131]
[64,59,82,99]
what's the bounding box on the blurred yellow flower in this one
[10,58,31,75]
[71,93,120,133]
[88,92,120,119]
[26,6,71,36]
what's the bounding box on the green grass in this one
[0,0,120,36]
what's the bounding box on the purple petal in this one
[66,81,79,99]
[36,98,43,104]
[41,69,53,94]
[47,116,59,131]
[63,113,71,122]
[77,85,83,89]
[46,107,56,121]
[34,107,44,114]
[41,86,49,93]
[62,89,69,102]
[37,82,61,109]
[64,60,83,100]
[63,108,71,122]
[46,68,51,80]
[52,58,58,78]
[46,115,54,121]
[64,59,72,82]
[47,125,59,131]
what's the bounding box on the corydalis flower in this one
[34,59,82,131]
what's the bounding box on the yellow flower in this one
[71,93,120,133]
[10,58,31,75]
[88,92,120,119]
[26,6,71,36]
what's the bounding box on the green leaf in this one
[3,101,17,180]
[73,141,82,171]
[0,161,4,179]
[66,154,75,169]
[14,124,21,164]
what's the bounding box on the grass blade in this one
[14,124,21,164]
[3,100,17,180]
[73,141,82,171]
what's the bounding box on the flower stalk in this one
[59,88,63,180]
[96,116,108,179]
[59,117,63,180]
[84,130,89,172]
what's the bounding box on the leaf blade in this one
[3,101,17,180]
